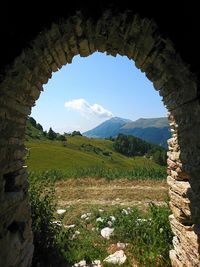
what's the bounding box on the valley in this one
[26,117,172,267]
[83,117,171,148]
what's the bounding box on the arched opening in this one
[27,52,170,266]
[0,10,199,267]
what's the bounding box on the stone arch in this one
[0,10,200,267]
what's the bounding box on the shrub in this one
[57,134,66,141]
[48,127,57,140]
[56,227,107,265]
[113,204,173,267]
[29,175,62,266]
[29,117,37,127]
[36,123,43,131]
[28,173,172,266]
[62,141,68,147]
[71,131,82,136]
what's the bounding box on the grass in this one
[55,204,172,267]
[26,135,170,266]
[29,172,171,267]
[25,136,166,180]
[55,178,168,210]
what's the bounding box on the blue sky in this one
[31,52,167,133]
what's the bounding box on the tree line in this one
[113,133,167,166]
[27,117,82,141]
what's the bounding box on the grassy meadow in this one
[25,136,166,180]
[29,173,171,267]
[26,119,172,267]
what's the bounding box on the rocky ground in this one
[53,178,169,266]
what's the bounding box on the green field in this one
[25,135,166,180]
[29,175,171,267]
[27,119,170,266]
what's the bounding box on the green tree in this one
[113,133,167,164]
[71,130,82,136]
[57,134,66,141]
[29,116,37,127]
[152,150,167,166]
[113,134,151,157]
[48,127,57,140]
[36,123,43,131]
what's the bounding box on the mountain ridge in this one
[122,117,168,129]
[83,116,171,148]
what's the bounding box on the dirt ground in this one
[55,178,168,208]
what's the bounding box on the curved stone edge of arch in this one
[0,9,200,267]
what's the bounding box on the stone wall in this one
[0,10,199,266]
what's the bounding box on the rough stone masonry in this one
[0,9,200,267]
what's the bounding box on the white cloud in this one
[64,98,113,119]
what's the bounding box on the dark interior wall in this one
[0,0,200,77]
[0,3,200,266]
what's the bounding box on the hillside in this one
[121,126,170,148]
[26,117,46,140]
[26,135,165,177]
[83,117,131,138]
[84,117,171,148]
[26,116,66,141]
[27,118,170,267]
[122,117,168,129]
[25,117,166,179]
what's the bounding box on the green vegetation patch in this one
[26,136,166,180]
[25,117,167,178]
[29,173,172,267]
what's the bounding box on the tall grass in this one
[112,204,173,266]
[28,165,166,183]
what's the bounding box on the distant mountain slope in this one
[83,117,171,148]
[122,117,168,129]
[25,117,167,177]
[120,126,170,148]
[83,117,131,138]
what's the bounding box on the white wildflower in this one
[96,217,104,223]
[52,220,62,226]
[110,216,116,221]
[122,209,128,215]
[81,214,88,219]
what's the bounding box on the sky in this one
[31,52,167,133]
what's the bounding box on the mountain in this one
[122,117,168,129]
[26,117,167,175]
[83,117,171,148]
[83,117,131,139]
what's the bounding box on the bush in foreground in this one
[29,175,66,266]
[113,204,173,266]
